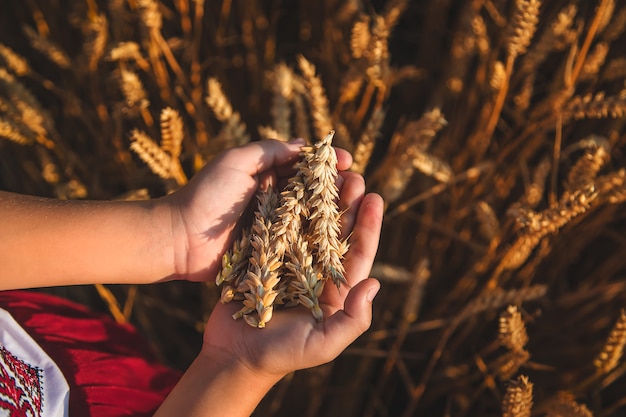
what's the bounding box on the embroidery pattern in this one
[0,345,43,417]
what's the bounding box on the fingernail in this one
[289,137,306,145]
[367,284,380,302]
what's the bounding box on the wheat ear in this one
[502,375,534,417]
[297,55,333,145]
[594,309,626,375]
[237,187,283,328]
[302,131,347,287]
[0,44,30,76]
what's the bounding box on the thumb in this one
[322,278,380,357]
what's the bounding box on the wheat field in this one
[1,0,626,416]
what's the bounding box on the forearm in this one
[0,191,175,289]
[154,348,282,417]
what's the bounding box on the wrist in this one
[199,343,285,387]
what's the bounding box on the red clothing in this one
[0,290,181,416]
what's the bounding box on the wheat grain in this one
[22,26,71,69]
[502,375,533,417]
[594,309,626,375]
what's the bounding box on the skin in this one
[0,138,384,416]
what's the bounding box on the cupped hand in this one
[163,139,353,283]
[201,169,384,379]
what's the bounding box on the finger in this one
[317,278,380,360]
[338,172,366,240]
[343,193,384,288]
[216,139,305,176]
[335,148,352,171]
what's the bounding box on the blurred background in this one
[1,0,626,415]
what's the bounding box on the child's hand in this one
[200,170,383,379]
[163,139,354,283]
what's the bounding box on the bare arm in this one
[0,192,175,289]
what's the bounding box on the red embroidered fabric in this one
[0,290,182,417]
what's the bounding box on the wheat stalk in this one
[22,26,71,69]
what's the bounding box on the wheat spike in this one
[565,145,610,193]
[109,42,142,61]
[521,156,551,208]
[594,309,626,375]
[238,187,283,328]
[22,26,71,68]
[544,392,594,417]
[508,0,541,59]
[0,117,33,145]
[580,42,609,80]
[302,131,347,287]
[490,61,506,91]
[129,129,174,180]
[520,4,577,75]
[119,67,150,112]
[476,201,500,241]
[285,235,325,321]
[502,375,533,417]
[499,305,529,353]
[563,90,626,120]
[136,0,163,31]
[206,77,250,146]
[352,107,385,174]
[460,285,547,321]
[84,13,108,71]
[0,44,29,76]
[270,63,294,139]
[602,6,626,42]
[297,55,333,146]
[160,107,184,158]
[410,150,452,183]
[350,15,371,59]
